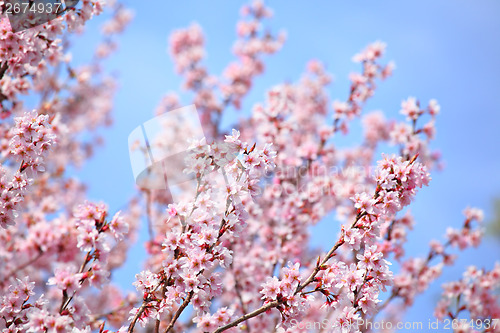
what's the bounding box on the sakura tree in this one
[0,1,498,333]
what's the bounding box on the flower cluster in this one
[0,0,104,103]
[0,110,56,228]
[34,202,130,331]
[167,0,284,140]
[373,154,431,213]
[0,277,36,330]
[74,202,129,254]
[333,41,395,123]
[340,155,431,254]
[193,307,234,332]
[0,1,136,332]
[260,262,307,327]
[0,0,496,332]
[435,263,500,325]
[390,97,442,168]
[391,208,484,308]
[125,134,276,330]
[9,110,56,173]
[222,0,285,109]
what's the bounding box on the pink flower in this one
[344,227,363,251]
[48,267,83,294]
[463,206,484,223]
[108,211,129,241]
[337,265,364,292]
[358,293,380,314]
[428,99,441,116]
[167,204,178,217]
[77,229,98,252]
[133,270,160,293]
[336,306,361,330]
[260,276,281,300]
[0,2,492,331]
[333,100,350,119]
[399,97,420,121]
[351,192,377,215]
[9,110,56,173]
[357,245,384,271]
[88,262,110,287]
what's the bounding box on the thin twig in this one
[213,301,279,333]
[230,262,251,333]
[154,283,167,333]
[59,251,91,313]
[296,213,364,294]
[127,301,149,333]
[213,213,365,333]
[3,249,44,282]
[145,190,155,241]
[164,291,193,333]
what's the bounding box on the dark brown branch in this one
[128,301,150,333]
[164,291,193,333]
[213,301,279,333]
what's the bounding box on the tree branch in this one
[213,301,279,333]
[164,291,193,333]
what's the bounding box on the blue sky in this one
[66,0,500,328]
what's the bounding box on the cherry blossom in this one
[0,1,495,332]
